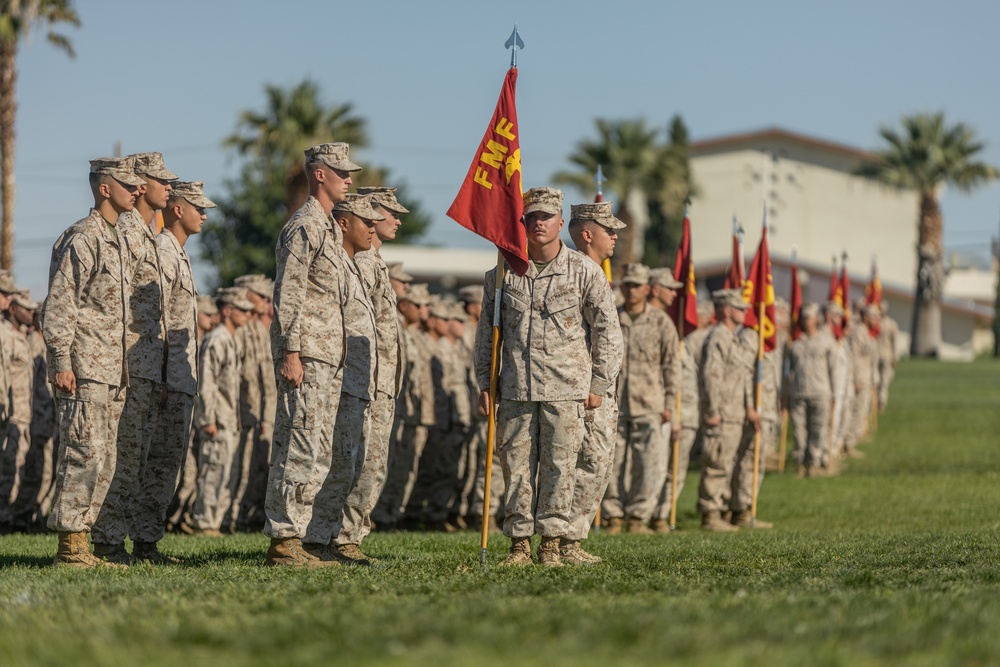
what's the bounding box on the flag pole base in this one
[479,547,488,566]
[669,524,676,532]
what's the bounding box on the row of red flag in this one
[446,66,883,353]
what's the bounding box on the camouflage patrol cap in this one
[90,156,147,187]
[304,142,362,172]
[171,181,217,209]
[129,152,178,181]
[333,193,386,222]
[0,270,14,294]
[801,303,820,320]
[356,186,410,215]
[650,268,683,290]
[234,274,274,300]
[621,263,651,285]
[458,284,484,304]
[216,286,255,312]
[387,262,413,283]
[712,288,749,310]
[862,304,880,318]
[522,187,563,216]
[448,302,469,322]
[823,301,845,316]
[12,289,38,311]
[569,201,626,230]
[401,283,432,306]
[196,294,218,316]
[429,300,450,320]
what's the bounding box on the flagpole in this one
[749,212,766,524]
[594,165,608,530]
[480,249,505,565]
[479,25,524,566]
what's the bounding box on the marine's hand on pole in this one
[660,408,672,425]
[479,390,491,417]
[747,407,762,433]
[280,350,304,387]
[585,392,603,410]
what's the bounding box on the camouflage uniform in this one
[265,196,349,540]
[0,316,34,526]
[696,322,752,516]
[304,249,376,547]
[602,303,679,524]
[28,328,56,525]
[43,208,131,534]
[237,317,277,530]
[877,314,898,410]
[129,228,199,544]
[830,331,853,457]
[731,327,780,513]
[474,242,622,539]
[192,325,242,531]
[787,328,836,469]
[653,326,709,521]
[227,320,263,529]
[847,320,878,449]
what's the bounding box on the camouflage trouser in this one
[192,428,238,531]
[36,432,57,519]
[696,421,744,515]
[848,383,874,449]
[730,419,777,512]
[470,423,505,522]
[791,396,831,468]
[652,425,698,521]
[497,399,584,539]
[878,360,894,410]
[224,416,259,531]
[336,390,393,546]
[567,391,617,540]
[48,381,127,534]
[374,421,428,526]
[93,378,161,545]
[9,421,41,527]
[238,423,272,531]
[831,391,852,455]
[131,391,194,543]
[456,419,486,518]
[0,421,30,524]
[304,392,369,545]
[406,426,467,524]
[167,427,198,529]
[265,359,342,540]
[603,414,667,523]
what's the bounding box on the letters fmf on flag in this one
[446,68,529,275]
[742,225,777,351]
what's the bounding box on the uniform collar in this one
[522,241,569,279]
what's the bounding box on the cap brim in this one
[391,271,414,282]
[184,194,217,209]
[323,157,363,172]
[383,201,410,214]
[598,215,627,230]
[143,167,179,181]
[115,172,147,187]
[523,204,561,216]
[13,298,39,310]
[622,278,647,285]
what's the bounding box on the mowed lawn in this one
[2,359,1000,667]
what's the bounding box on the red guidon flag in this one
[742,225,777,351]
[865,260,882,306]
[723,230,744,290]
[447,68,529,276]
[790,256,803,340]
[669,210,699,337]
[840,262,852,320]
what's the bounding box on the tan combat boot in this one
[501,536,533,566]
[132,541,181,564]
[701,511,739,532]
[536,536,563,567]
[267,537,337,567]
[559,538,601,565]
[334,543,373,566]
[604,517,623,535]
[731,511,774,529]
[93,542,134,566]
[625,517,655,535]
[649,519,672,534]
[54,532,121,568]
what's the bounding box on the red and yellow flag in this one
[447,68,529,275]
[865,260,882,306]
[790,256,803,341]
[723,231,744,290]
[742,225,777,351]
[669,211,699,337]
[840,263,852,319]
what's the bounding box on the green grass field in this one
[2,359,1000,666]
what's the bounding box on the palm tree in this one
[224,79,368,213]
[856,113,998,357]
[0,0,79,270]
[554,118,662,267]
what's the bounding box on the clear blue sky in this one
[12,0,1000,296]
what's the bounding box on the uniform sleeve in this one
[43,236,94,375]
[157,247,178,372]
[661,316,680,412]
[259,328,277,427]
[581,271,623,396]
[195,336,221,429]
[825,339,837,396]
[473,269,497,393]
[272,226,314,355]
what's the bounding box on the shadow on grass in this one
[0,554,53,568]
